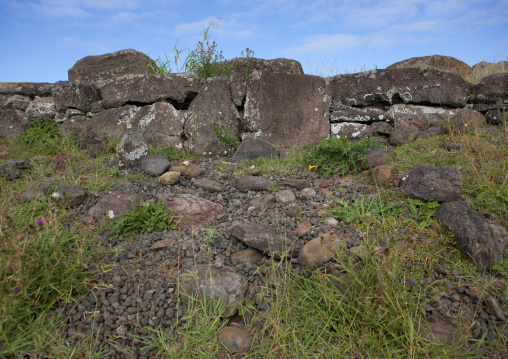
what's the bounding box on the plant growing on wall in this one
[209,118,240,154]
[148,17,255,79]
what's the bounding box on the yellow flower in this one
[308,165,318,170]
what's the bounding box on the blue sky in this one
[1,0,507,83]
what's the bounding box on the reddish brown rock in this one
[88,192,143,221]
[156,192,223,227]
[370,164,399,186]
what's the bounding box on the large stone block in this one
[244,71,330,149]
[92,105,140,139]
[387,105,486,134]
[223,57,304,76]
[0,82,56,98]
[98,72,204,109]
[469,73,508,104]
[138,102,184,149]
[0,109,28,139]
[184,77,240,156]
[387,55,471,79]
[68,49,157,83]
[25,97,56,119]
[52,83,101,112]
[329,67,469,108]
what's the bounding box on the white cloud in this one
[58,36,123,54]
[285,33,364,55]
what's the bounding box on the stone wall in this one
[1,51,507,160]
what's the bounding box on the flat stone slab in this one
[177,265,247,317]
[228,221,298,259]
[88,192,143,221]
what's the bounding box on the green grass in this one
[302,136,384,178]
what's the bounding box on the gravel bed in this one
[48,158,506,358]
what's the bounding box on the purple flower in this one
[37,219,43,225]
[414,261,419,265]
[67,218,72,222]
[13,287,19,292]
[409,279,416,284]
[55,209,60,214]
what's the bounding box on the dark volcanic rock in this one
[245,71,330,150]
[68,49,157,84]
[141,156,171,176]
[400,166,462,203]
[387,55,472,79]
[469,73,508,104]
[25,97,56,119]
[184,77,240,156]
[0,159,27,180]
[329,67,469,108]
[235,176,274,192]
[224,57,304,76]
[53,185,87,208]
[52,83,101,112]
[436,200,507,272]
[98,72,203,109]
[231,136,279,162]
[228,221,298,258]
[192,179,224,193]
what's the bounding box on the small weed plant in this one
[330,194,400,224]
[403,198,440,229]
[303,136,383,177]
[209,118,240,154]
[111,199,178,236]
[147,145,182,162]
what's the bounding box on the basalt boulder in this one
[68,49,157,84]
[52,83,101,113]
[97,72,204,109]
[244,71,330,149]
[223,57,304,76]
[329,67,469,108]
[387,55,471,79]
[184,76,240,156]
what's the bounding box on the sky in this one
[1,0,507,83]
